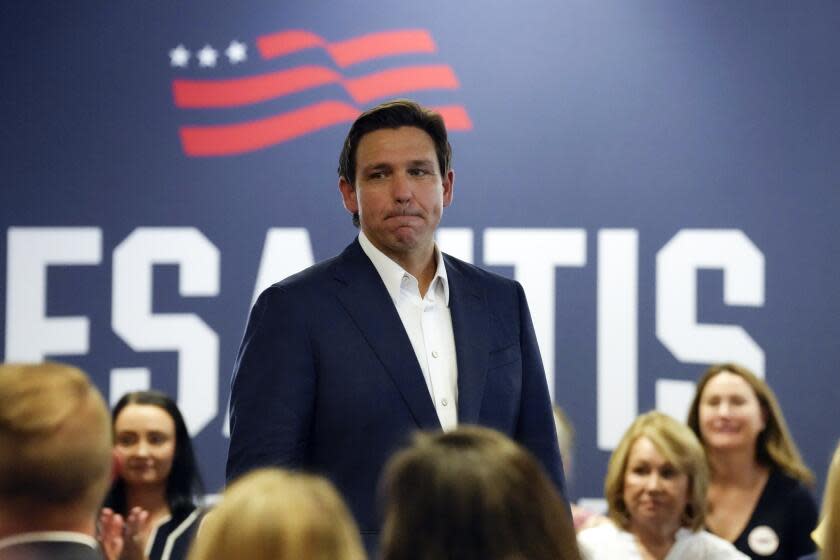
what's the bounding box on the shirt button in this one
[441,398,448,406]
[431,351,439,358]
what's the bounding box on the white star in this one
[225,40,247,64]
[169,44,190,67]
[197,45,218,68]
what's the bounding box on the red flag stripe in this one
[432,105,473,131]
[257,29,436,67]
[172,64,458,108]
[179,100,360,157]
[179,102,471,157]
[256,30,326,59]
[345,65,458,103]
[328,30,436,67]
[173,66,340,108]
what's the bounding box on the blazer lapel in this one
[333,240,441,431]
[445,257,490,425]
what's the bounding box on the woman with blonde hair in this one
[686,364,817,559]
[188,468,364,560]
[806,441,840,560]
[578,411,746,559]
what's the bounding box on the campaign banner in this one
[3,1,839,500]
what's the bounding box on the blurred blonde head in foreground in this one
[818,441,840,560]
[188,468,364,560]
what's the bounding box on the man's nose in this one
[391,172,412,203]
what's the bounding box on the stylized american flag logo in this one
[170,29,472,157]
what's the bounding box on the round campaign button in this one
[747,525,780,556]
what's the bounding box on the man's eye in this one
[409,168,429,176]
[368,171,386,179]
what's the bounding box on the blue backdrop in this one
[2,1,839,503]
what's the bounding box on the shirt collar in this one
[358,231,450,306]
[0,531,98,551]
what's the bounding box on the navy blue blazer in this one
[227,239,566,546]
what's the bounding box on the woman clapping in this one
[99,391,204,560]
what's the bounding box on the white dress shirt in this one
[358,232,458,431]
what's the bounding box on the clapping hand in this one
[98,507,152,560]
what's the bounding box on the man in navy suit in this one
[0,363,113,560]
[227,100,566,552]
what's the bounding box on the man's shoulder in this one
[271,253,340,290]
[261,241,359,296]
[442,252,519,290]
[0,539,101,560]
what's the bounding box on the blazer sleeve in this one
[226,285,316,482]
[512,280,568,498]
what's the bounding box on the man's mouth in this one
[387,212,422,220]
[386,214,423,227]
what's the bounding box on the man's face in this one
[340,126,453,262]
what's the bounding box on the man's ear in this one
[442,169,455,208]
[338,176,358,215]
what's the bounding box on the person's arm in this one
[512,281,568,498]
[226,285,316,482]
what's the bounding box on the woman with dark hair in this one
[686,364,818,560]
[98,391,204,560]
[379,425,580,560]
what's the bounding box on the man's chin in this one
[385,238,420,254]
[363,228,435,258]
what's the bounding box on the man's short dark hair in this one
[338,99,452,227]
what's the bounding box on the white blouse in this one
[577,521,749,560]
